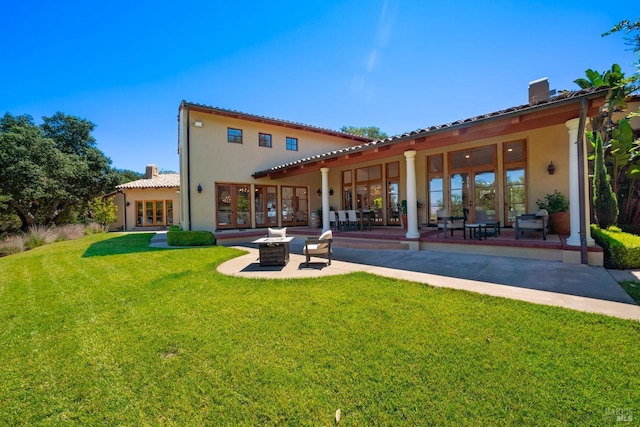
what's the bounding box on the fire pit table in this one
[251,237,295,266]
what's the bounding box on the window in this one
[259,133,272,148]
[227,128,243,144]
[286,137,298,151]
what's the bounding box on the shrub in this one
[167,230,215,246]
[88,197,117,231]
[0,236,24,257]
[168,225,181,231]
[53,224,86,241]
[537,190,569,214]
[619,224,640,236]
[591,225,640,269]
[591,132,618,228]
[84,222,104,235]
[23,226,55,249]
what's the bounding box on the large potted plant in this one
[537,190,570,235]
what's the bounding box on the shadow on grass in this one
[83,233,167,257]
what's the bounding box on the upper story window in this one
[259,133,272,148]
[286,137,298,151]
[228,128,243,144]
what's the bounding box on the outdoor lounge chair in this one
[514,209,548,240]
[436,208,467,238]
[303,230,333,266]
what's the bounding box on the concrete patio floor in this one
[151,233,640,321]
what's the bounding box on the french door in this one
[254,185,278,228]
[504,168,526,226]
[216,183,251,229]
[503,141,527,226]
[281,186,308,227]
[449,145,497,223]
[136,200,165,227]
[450,170,497,222]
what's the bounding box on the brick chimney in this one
[145,164,159,179]
[528,77,550,104]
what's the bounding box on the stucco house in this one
[177,79,638,263]
[110,165,180,231]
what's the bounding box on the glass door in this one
[505,168,526,226]
[450,172,470,218]
[216,183,251,229]
[387,181,400,225]
[503,141,527,227]
[281,186,308,226]
[216,184,233,229]
[235,185,250,227]
[449,145,497,223]
[254,185,277,228]
[474,171,496,222]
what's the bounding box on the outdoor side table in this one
[483,221,501,237]
[251,237,295,266]
[465,223,487,240]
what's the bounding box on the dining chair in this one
[337,210,348,231]
[328,210,337,230]
[347,209,359,231]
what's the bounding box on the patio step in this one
[332,238,410,250]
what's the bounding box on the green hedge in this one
[167,230,215,246]
[168,225,181,232]
[619,224,640,236]
[591,225,640,269]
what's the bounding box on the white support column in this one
[404,150,420,238]
[321,167,330,231]
[565,118,594,247]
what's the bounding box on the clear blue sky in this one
[2,1,637,173]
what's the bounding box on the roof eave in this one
[251,87,609,179]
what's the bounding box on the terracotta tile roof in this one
[252,86,610,178]
[116,173,180,189]
[181,101,373,142]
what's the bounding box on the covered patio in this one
[214,224,604,265]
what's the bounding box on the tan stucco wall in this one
[108,192,125,230]
[179,109,364,231]
[113,188,181,230]
[180,103,580,231]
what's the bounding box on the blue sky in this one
[2,1,637,173]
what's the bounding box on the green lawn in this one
[620,281,640,304]
[1,233,638,425]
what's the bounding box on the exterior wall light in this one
[197,184,203,193]
[547,161,555,175]
[317,188,334,197]
[194,121,203,128]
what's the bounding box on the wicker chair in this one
[436,208,468,238]
[514,209,548,240]
[303,230,333,266]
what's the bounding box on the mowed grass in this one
[1,233,639,426]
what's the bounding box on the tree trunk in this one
[10,200,37,230]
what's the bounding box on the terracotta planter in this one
[401,214,407,230]
[549,211,570,235]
